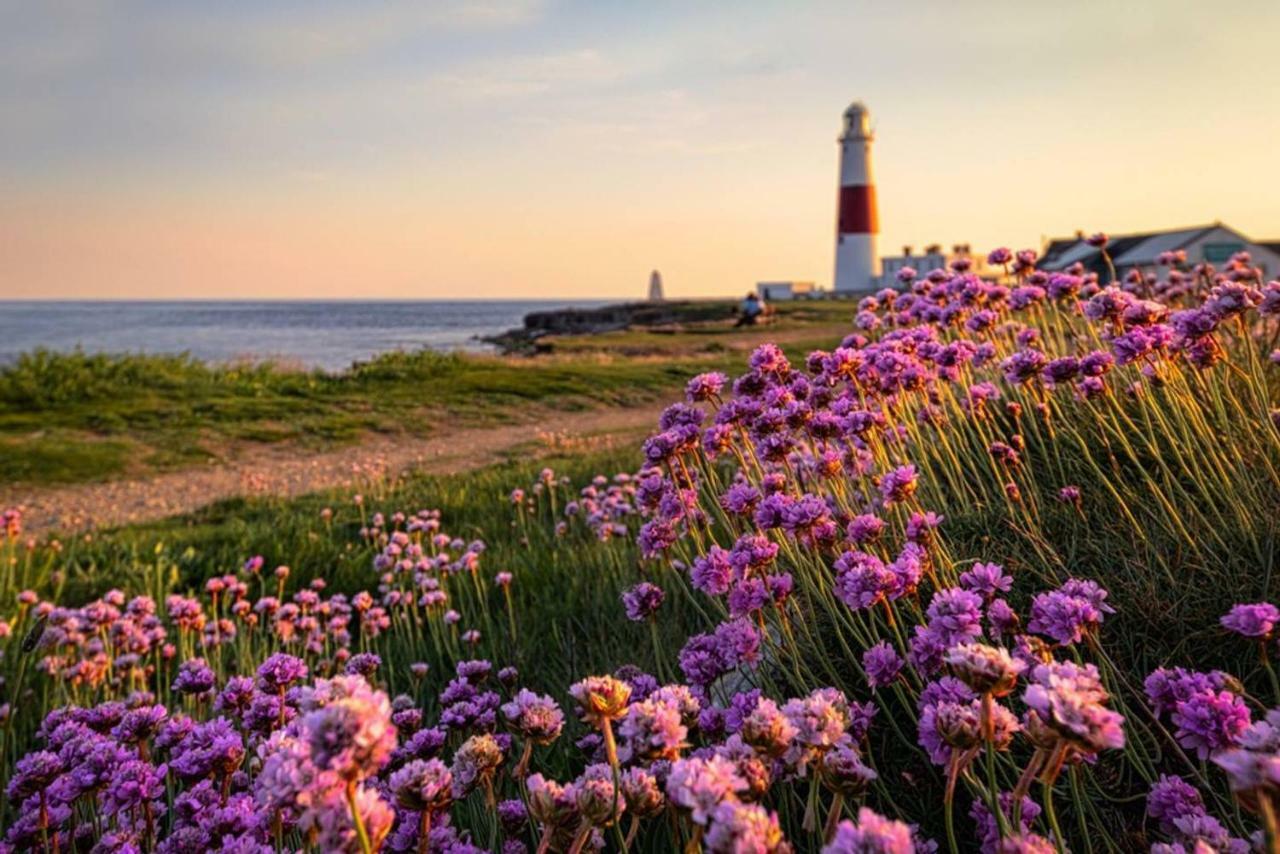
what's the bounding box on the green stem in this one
[346,781,374,854]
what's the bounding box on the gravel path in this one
[1,403,668,537]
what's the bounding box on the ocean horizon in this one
[0,299,613,372]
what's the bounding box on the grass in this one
[0,433,133,483]
[0,301,853,486]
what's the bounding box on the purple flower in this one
[740,697,798,758]
[846,514,885,545]
[301,676,396,780]
[686,372,727,402]
[782,687,852,765]
[944,642,1024,696]
[498,798,529,834]
[450,733,504,798]
[1057,485,1082,505]
[925,587,985,647]
[908,625,948,676]
[748,343,790,375]
[666,756,747,825]
[714,619,761,668]
[1146,775,1206,835]
[705,801,784,853]
[619,696,687,762]
[1001,349,1048,385]
[879,465,919,507]
[782,493,837,544]
[501,689,564,744]
[679,633,727,688]
[1221,602,1280,639]
[388,757,453,813]
[767,573,793,605]
[1170,690,1251,759]
[818,740,878,797]
[727,578,770,618]
[257,653,309,693]
[987,599,1020,636]
[621,582,666,621]
[834,551,894,611]
[971,791,1041,854]
[345,653,382,678]
[101,758,167,818]
[959,562,1012,600]
[1027,578,1113,645]
[887,543,926,599]
[729,534,778,575]
[169,717,245,782]
[173,658,216,696]
[691,547,734,597]
[111,704,168,744]
[823,807,919,853]
[720,483,762,516]
[6,750,62,801]
[862,641,904,689]
[905,511,944,544]
[1022,660,1125,753]
[1144,667,1232,716]
[637,519,678,558]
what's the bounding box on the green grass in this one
[0,307,853,486]
[0,433,133,483]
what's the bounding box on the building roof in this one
[1038,222,1243,276]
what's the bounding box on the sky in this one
[1,0,1277,301]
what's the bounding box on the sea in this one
[0,300,609,373]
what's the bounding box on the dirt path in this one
[2,402,669,537]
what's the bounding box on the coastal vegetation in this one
[2,249,1280,852]
[0,302,851,486]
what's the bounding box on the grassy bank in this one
[0,301,852,486]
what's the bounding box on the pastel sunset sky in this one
[2,0,1277,300]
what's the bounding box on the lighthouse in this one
[648,270,665,302]
[833,101,879,293]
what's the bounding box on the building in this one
[647,270,665,301]
[1040,222,1280,279]
[757,281,817,301]
[833,101,879,293]
[877,244,948,286]
[873,243,994,289]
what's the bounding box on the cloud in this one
[423,48,619,100]
[0,0,549,80]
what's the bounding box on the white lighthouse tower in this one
[833,101,879,293]
[648,270,665,302]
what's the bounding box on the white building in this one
[873,244,993,288]
[1040,222,1280,278]
[757,281,817,301]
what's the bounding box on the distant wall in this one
[522,301,735,334]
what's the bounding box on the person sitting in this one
[736,292,764,327]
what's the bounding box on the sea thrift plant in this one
[4,248,1280,851]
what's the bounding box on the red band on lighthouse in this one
[838,185,878,235]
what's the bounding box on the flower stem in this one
[346,780,375,854]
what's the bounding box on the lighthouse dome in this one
[841,101,871,139]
